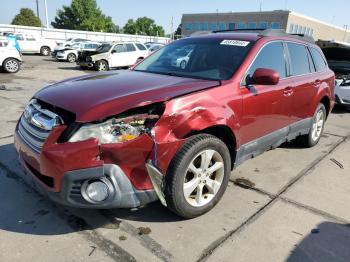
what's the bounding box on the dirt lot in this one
[1,55,350,262]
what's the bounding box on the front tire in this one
[95,60,109,71]
[67,53,76,63]
[40,46,50,56]
[3,58,20,73]
[165,134,231,219]
[298,103,326,147]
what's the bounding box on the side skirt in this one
[234,118,312,167]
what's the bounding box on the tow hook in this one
[145,160,167,207]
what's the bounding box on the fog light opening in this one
[82,179,110,204]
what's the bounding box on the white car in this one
[77,42,149,71]
[13,33,56,56]
[148,43,165,53]
[56,42,101,63]
[56,38,88,48]
[0,38,22,73]
[171,48,193,69]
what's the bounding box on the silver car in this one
[318,40,350,107]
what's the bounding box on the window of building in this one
[193,22,199,31]
[237,22,246,29]
[287,43,312,76]
[260,22,269,29]
[219,22,226,30]
[297,26,302,34]
[229,23,236,30]
[185,23,193,31]
[289,24,295,33]
[248,22,257,29]
[301,26,306,34]
[309,28,314,36]
[271,22,281,29]
[201,22,209,30]
[210,23,218,31]
[247,42,287,79]
[310,47,327,71]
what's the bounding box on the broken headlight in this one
[69,114,159,144]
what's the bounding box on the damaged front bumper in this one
[14,123,184,209]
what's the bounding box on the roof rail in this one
[213,28,315,44]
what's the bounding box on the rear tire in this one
[298,103,326,148]
[3,58,20,73]
[40,46,50,56]
[165,134,231,219]
[95,60,109,71]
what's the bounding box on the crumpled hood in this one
[35,70,220,122]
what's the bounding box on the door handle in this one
[283,87,293,97]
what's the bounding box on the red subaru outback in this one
[14,30,335,218]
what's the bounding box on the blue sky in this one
[1,0,349,33]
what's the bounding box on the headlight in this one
[69,114,159,144]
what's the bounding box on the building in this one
[181,10,350,42]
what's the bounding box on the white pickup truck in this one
[13,33,57,56]
[0,38,22,73]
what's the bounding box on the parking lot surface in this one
[1,56,350,262]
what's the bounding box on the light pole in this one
[44,0,49,28]
[344,25,348,42]
[35,0,40,18]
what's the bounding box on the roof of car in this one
[189,29,315,44]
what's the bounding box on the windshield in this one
[97,43,112,53]
[134,38,254,81]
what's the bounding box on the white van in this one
[14,33,57,56]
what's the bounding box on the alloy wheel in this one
[311,109,325,141]
[5,59,19,73]
[183,149,224,207]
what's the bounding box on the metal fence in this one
[0,24,170,44]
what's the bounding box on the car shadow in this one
[332,105,350,114]
[287,222,350,262]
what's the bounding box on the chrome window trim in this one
[240,40,329,88]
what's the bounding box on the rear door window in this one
[125,43,136,52]
[135,43,147,50]
[247,41,287,79]
[310,47,327,71]
[287,43,312,76]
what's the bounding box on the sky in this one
[1,0,350,33]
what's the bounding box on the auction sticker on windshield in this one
[220,40,250,47]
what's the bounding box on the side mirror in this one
[251,68,280,85]
[111,50,117,54]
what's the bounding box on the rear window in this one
[287,43,312,76]
[310,47,327,71]
[136,43,147,50]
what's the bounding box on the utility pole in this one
[343,25,348,42]
[44,0,49,28]
[284,0,288,10]
[171,16,174,41]
[259,0,263,12]
[35,0,40,18]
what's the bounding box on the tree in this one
[11,8,42,27]
[174,24,182,39]
[51,0,117,32]
[123,17,165,37]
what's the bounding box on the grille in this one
[17,100,63,153]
